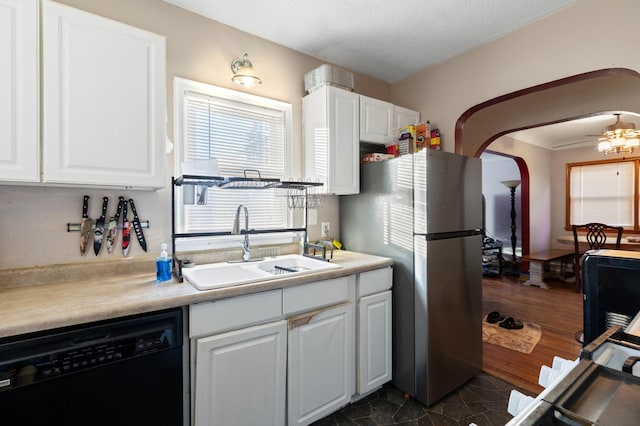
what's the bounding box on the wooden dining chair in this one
[572,223,623,293]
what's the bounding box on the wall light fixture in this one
[231,53,262,87]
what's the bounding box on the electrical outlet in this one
[321,222,330,238]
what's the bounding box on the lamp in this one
[596,114,640,155]
[501,179,521,274]
[231,53,261,87]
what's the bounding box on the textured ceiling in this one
[162,0,576,83]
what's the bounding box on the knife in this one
[80,195,91,256]
[122,200,131,257]
[128,198,147,252]
[105,197,125,254]
[93,197,109,255]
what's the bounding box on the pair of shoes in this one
[486,311,505,323]
[499,317,524,330]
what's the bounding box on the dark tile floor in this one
[313,373,521,426]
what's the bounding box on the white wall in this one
[480,153,521,255]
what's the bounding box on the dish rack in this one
[171,170,323,281]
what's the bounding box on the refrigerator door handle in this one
[419,229,483,241]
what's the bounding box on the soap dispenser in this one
[156,243,172,282]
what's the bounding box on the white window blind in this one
[179,87,290,234]
[570,162,634,227]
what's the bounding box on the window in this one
[567,158,639,230]
[174,78,293,249]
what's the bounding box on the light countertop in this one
[0,251,392,338]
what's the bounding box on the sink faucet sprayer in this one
[232,205,251,261]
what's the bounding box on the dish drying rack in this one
[276,180,325,210]
[171,169,323,281]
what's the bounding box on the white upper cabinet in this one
[0,0,39,182]
[303,85,359,195]
[394,105,420,130]
[41,1,166,189]
[360,95,394,144]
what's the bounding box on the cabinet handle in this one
[289,312,316,330]
[288,302,350,330]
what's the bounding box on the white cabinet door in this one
[303,85,359,195]
[288,303,354,426]
[194,320,287,426]
[0,0,39,182]
[41,0,166,189]
[360,95,393,144]
[358,290,392,395]
[394,105,420,130]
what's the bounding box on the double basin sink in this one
[182,254,342,291]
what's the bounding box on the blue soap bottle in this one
[156,243,172,282]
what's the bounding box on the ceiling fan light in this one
[627,138,640,148]
[611,136,626,147]
[596,114,640,155]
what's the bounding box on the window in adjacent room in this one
[173,78,293,250]
[567,159,636,229]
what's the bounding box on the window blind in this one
[570,162,634,227]
[183,92,287,233]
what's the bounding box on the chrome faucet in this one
[232,204,251,261]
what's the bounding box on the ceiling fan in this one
[593,114,640,155]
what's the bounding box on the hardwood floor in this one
[482,274,583,395]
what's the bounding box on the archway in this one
[454,68,640,258]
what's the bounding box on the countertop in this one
[0,251,392,339]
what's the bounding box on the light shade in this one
[596,114,640,155]
[231,53,261,87]
[500,179,521,189]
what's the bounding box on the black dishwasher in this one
[0,308,184,426]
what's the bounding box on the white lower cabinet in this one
[288,302,354,426]
[193,320,287,426]
[358,291,392,394]
[355,267,393,398]
[188,270,391,426]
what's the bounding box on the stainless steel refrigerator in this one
[340,149,483,406]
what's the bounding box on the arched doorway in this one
[454,68,640,258]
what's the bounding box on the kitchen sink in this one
[182,254,342,291]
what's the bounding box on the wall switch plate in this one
[321,222,330,238]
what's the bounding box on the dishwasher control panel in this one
[0,312,178,390]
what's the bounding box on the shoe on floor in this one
[499,317,524,330]
[487,311,505,323]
